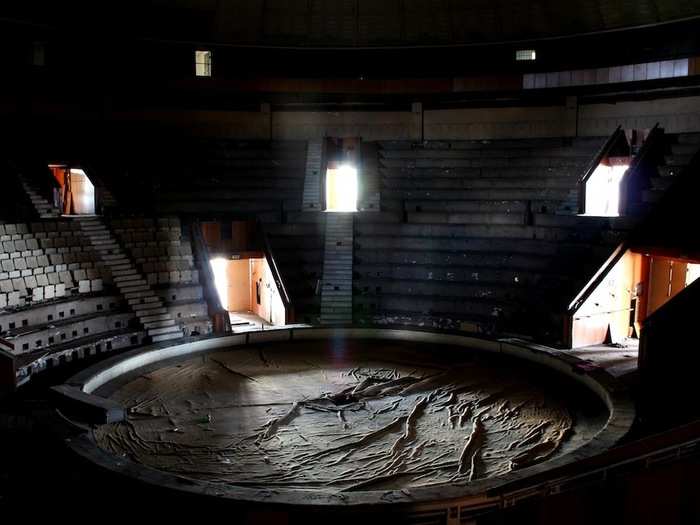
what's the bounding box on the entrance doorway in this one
[48,165,96,215]
[210,256,286,329]
[325,164,358,212]
[583,160,629,217]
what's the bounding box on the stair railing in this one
[618,123,663,215]
[190,221,232,334]
[257,221,295,324]
[577,125,625,214]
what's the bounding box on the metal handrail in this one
[567,123,664,320]
[190,221,232,334]
[627,122,662,173]
[566,241,628,315]
[490,419,700,513]
[257,221,293,311]
[578,125,625,186]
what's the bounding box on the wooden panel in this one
[226,259,251,312]
[571,250,643,347]
[201,222,221,247]
[647,257,673,316]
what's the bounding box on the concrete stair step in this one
[144,319,176,330]
[128,295,160,306]
[120,284,151,294]
[139,312,171,323]
[134,305,167,315]
[115,277,147,286]
[125,290,156,300]
[148,325,182,336]
[105,262,132,271]
[151,331,184,343]
[112,269,138,277]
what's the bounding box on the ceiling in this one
[3,0,700,48]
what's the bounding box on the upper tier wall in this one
[75,94,700,142]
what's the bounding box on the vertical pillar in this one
[261,103,272,141]
[412,102,424,142]
[565,96,578,137]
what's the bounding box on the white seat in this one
[32,287,44,302]
[8,291,20,306]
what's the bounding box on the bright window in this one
[584,163,628,217]
[195,50,212,77]
[516,49,536,61]
[210,258,228,308]
[325,165,358,212]
[687,263,700,287]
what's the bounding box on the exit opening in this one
[48,165,96,215]
[209,256,286,328]
[583,161,629,217]
[325,164,358,212]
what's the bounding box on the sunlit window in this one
[195,50,212,77]
[584,163,628,217]
[210,258,228,308]
[687,263,700,287]
[516,49,536,61]
[325,165,358,212]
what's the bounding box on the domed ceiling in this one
[4,0,700,48]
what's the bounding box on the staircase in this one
[75,217,184,343]
[302,139,324,211]
[320,212,354,324]
[17,174,61,218]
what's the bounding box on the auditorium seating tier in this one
[353,136,637,342]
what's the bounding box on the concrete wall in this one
[424,102,577,140]
[106,93,700,141]
[272,110,418,141]
[8,92,700,144]
[578,95,700,136]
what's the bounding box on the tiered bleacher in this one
[109,217,211,337]
[0,219,144,384]
[155,139,308,222]
[353,136,633,342]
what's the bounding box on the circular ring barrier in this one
[57,327,635,511]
